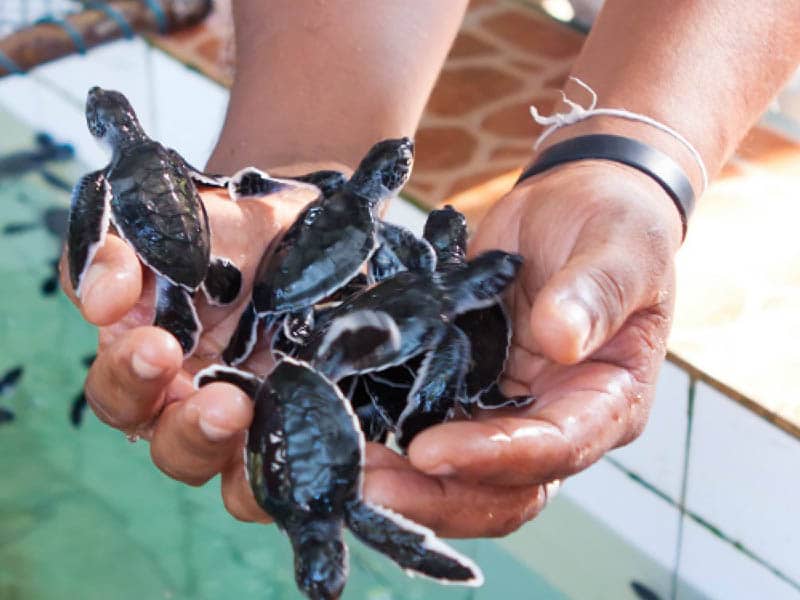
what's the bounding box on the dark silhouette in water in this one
[0,133,74,190]
[630,581,663,600]
[70,354,95,428]
[0,365,23,425]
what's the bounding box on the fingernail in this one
[131,351,165,380]
[427,462,456,477]
[79,263,107,299]
[558,299,592,353]
[544,479,561,504]
[198,406,236,442]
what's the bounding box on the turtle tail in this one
[344,501,483,586]
[439,250,522,313]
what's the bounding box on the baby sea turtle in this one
[67,87,242,356]
[423,205,533,409]
[301,249,524,449]
[196,311,482,600]
[222,138,418,366]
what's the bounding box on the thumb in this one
[530,234,663,365]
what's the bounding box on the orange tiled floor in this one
[151,0,800,438]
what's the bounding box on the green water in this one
[0,108,572,599]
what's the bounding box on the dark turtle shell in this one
[252,196,376,313]
[108,141,210,289]
[247,360,362,520]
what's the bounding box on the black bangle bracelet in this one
[516,134,695,238]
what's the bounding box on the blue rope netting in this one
[0,0,166,74]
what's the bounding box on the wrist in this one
[535,112,705,202]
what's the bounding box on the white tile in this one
[0,40,230,171]
[0,73,105,167]
[147,48,228,167]
[686,381,800,582]
[33,38,155,122]
[610,360,690,501]
[384,197,428,235]
[563,459,680,573]
[676,516,800,600]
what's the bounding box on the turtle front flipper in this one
[369,221,436,283]
[312,309,401,380]
[396,325,470,449]
[227,167,309,201]
[222,301,267,365]
[67,169,110,296]
[202,256,242,305]
[476,384,536,410]
[193,364,261,398]
[289,169,348,198]
[154,276,201,357]
[168,149,229,188]
[441,250,523,312]
[344,501,483,586]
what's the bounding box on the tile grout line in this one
[670,375,696,600]
[606,378,800,596]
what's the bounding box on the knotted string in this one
[530,77,708,193]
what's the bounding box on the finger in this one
[220,456,273,524]
[363,465,546,538]
[59,235,142,326]
[408,365,643,487]
[85,326,183,430]
[150,382,253,486]
[529,218,671,364]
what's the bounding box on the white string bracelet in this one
[530,77,709,193]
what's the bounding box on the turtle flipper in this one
[227,167,307,201]
[313,309,401,380]
[476,384,535,410]
[169,149,229,188]
[222,301,263,366]
[441,250,523,312]
[369,221,436,283]
[396,325,470,449]
[202,256,242,305]
[289,170,347,198]
[193,364,261,398]
[344,501,483,586]
[342,376,390,443]
[154,276,201,357]
[67,170,110,296]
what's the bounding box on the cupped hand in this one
[60,174,548,537]
[403,160,684,510]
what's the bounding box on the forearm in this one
[544,0,800,193]
[207,0,468,173]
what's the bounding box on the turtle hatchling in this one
[222,137,431,365]
[196,310,482,600]
[301,248,525,449]
[67,87,242,355]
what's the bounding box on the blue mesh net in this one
[0,1,83,37]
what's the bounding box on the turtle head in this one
[85,87,146,148]
[423,205,468,266]
[347,137,414,205]
[292,527,348,600]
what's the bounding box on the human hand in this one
[61,171,548,537]
[399,160,683,525]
